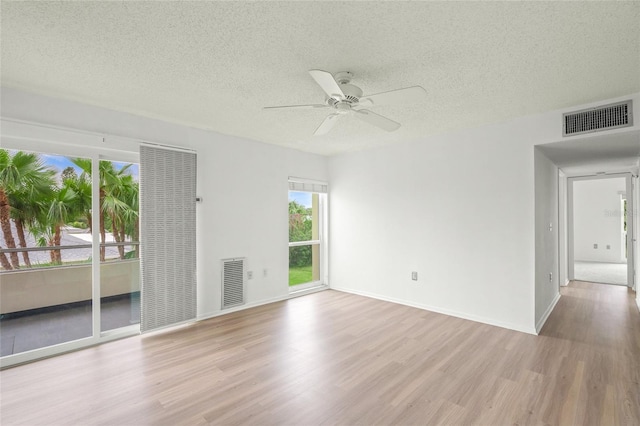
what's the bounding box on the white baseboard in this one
[289,284,329,299]
[636,297,640,313]
[197,285,329,321]
[330,285,537,335]
[198,295,288,321]
[535,292,561,334]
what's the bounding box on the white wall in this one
[0,87,329,319]
[534,149,559,332]
[573,178,626,263]
[4,87,640,333]
[558,171,569,286]
[636,171,640,309]
[329,92,640,334]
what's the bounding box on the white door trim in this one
[567,173,634,288]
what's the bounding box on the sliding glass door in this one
[98,159,140,332]
[0,150,94,356]
[0,146,140,364]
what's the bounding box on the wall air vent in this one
[222,258,246,309]
[563,100,633,137]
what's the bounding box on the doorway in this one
[568,174,634,287]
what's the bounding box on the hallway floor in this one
[574,260,627,286]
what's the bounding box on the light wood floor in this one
[1,281,639,425]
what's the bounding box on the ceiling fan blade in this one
[263,104,327,110]
[359,86,427,107]
[309,69,345,100]
[354,109,401,132]
[314,113,342,136]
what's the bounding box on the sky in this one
[34,152,139,181]
[289,191,311,207]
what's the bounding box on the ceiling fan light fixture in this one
[335,103,351,113]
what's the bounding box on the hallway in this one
[574,261,628,286]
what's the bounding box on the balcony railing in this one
[1,244,141,357]
[1,242,139,313]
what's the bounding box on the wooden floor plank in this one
[1,281,639,425]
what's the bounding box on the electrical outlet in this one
[606,245,611,250]
[549,272,553,283]
[247,271,253,280]
[411,271,418,281]
[593,244,598,249]
[263,268,268,277]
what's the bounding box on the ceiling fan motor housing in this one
[323,71,361,108]
[334,71,354,84]
[327,72,363,110]
[339,84,363,102]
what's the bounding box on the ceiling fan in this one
[264,69,427,135]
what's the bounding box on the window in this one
[288,178,327,291]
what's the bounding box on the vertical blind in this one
[140,145,197,332]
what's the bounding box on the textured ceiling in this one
[2,1,639,156]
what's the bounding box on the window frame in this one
[287,178,329,292]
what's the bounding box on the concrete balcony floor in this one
[0,293,139,357]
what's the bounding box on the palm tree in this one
[103,192,129,259]
[71,158,112,260]
[9,190,43,267]
[28,217,56,264]
[100,162,134,260]
[0,149,55,269]
[0,243,12,270]
[63,171,92,233]
[9,174,55,268]
[46,186,77,264]
[0,188,18,269]
[71,158,138,261]
[113,174,138,259]
[122,179,140,258]
[0,150,21,269]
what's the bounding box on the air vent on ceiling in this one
[563,100,633,137]
[222,258,246,309]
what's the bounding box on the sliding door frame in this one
[1,120,141,368]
